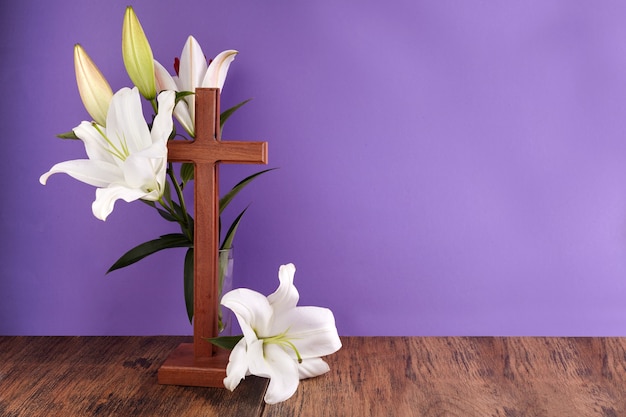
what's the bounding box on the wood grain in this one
[3,336,625,416]
[0,336,268,417]
[263,337,626,417]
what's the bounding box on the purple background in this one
[3,0,626,336]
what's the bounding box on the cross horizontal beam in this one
[167,140,267,165]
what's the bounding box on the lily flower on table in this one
[154,35,237,137]
[221,263,342,404]
[40,87,175,221]
[74,44,113,126]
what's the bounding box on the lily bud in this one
[74,44,113,126]
[122,6,156,100]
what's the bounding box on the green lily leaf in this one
[170,200,193,229]
[180,162,194,187]
[220,98,252,128]
[184,248,194,323]
[162,180,174,209]
[143,196,181,223]
[175,90,194,104]
[56,130,79,140]
[219,168,276,215]
[206,335,243,350]
[107,233,193,273]
[221,206,248,250]
[155,208,177,222]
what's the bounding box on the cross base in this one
[157,343,230,387]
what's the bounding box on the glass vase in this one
[218,247,234,335]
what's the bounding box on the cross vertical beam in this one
[157,88,268,387]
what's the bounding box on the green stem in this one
[156,196,179,220]
[167,163,193,241]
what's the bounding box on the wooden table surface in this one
[1,336,625,416]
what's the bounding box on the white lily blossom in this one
[154,35,237,137]
[221,263,342,404]
[40,87,175,221]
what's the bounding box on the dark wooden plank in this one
[0,336,268,417]
[262,336,626,417]
[4,336,626,416]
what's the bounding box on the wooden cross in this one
[157,88,268,387]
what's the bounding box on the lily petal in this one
[105,87,152,154]
[150,90,175,145]
[178,35,207,124]
[73,121,116,164]
[223,338,249,392]
[267,263,299,315]
[92,184,155,221]
[154,61,195,137]
[298,357,331,380]
[174,102,195,137]
[249,343,300,404]
[122,146,165,191]
[178,36,208,92]
[222,288,273,340]
[153,60,178,92]
[154,61,195,136]
[39,159,123,188]
[280,306,342,359]
[202,49,238,90]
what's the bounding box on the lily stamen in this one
[263,332,303,364]
[92,123,128,161]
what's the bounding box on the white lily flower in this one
[154,35,237,136]
[40,87,175,221]
[221,263,342,404]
